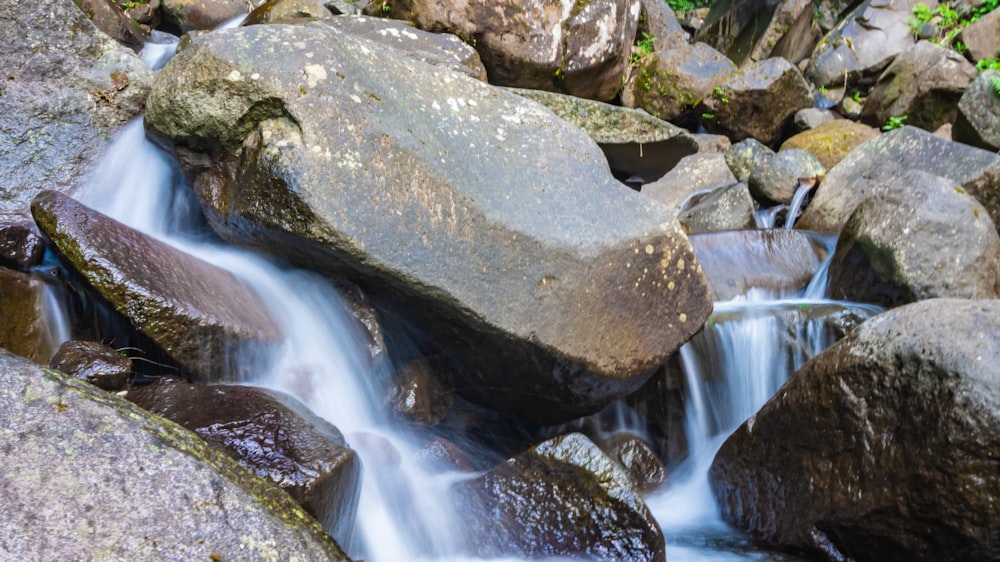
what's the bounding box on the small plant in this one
[818,85,828,94]
[636,32,656,56]
[713,85,729,104]
[882,115,908,131]
[701,112,715,120]
[852,91,862,103]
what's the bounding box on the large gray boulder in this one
[954,69,1000,152]
[0,0,152,217]
[145,23,712,423]
[827,170,1000,307]
[955,7,1000,64]
[0,350,349,561]
[805,0,925,88]
[710,298,1000,562]
[642,152,738,211]
[622,42,736,122]
[797,126,1000,233]
[452,432,666,561]
[31,191,279,382]
[370,0,641,101]
[862,40,977,132]
[508,87,699,182]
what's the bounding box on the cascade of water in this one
[784,183,812,230]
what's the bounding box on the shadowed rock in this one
[954,69,1000,152]
[50,340,132,391]
[0,349,349,561]
[145,22,712,423]
[0,268,58,363]
[31,190,279,382]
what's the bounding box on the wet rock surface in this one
[31,190,279,382]
[798,126,1000,233]
[162,0,265,31]
[0,349,350,561]
[710,298,1000,562]
[49,340,132,391]
[146,22,712,424]
[0,216,45,270]
[827,170,1000,306]
[126,381,361,547]
[0,0,152,217]
[452,433,666,562]
[600,432,669,495]
[0,267,57,363]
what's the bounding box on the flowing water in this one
[45,32,882,561]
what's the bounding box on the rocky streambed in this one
[2,0,999,561]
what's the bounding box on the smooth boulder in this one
[31,190,279,382]
[145,22,712,423]
[50,340,132,391]
[710,298,1000,562]
[0,349,349,561]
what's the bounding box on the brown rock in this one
[50,340,132,391]
[779,119,879,169]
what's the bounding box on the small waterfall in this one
[784,182,812,230]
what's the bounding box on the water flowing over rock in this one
[797,126,1000,233]
[699,57,813,145]
[804,0,923,88]
[779,119,879,169]
[827,170,1000,306]
[31,190,280,382]
[508,87,699,182]
[0,268,57,363]
[50,340,133,391]
[748,148,825,204]
[370,0,641,101]
[452,432,666,561]
[954,69,1000,152]
[162,0,265,31]
[0,350,350,561]
[690,229,824,300]
[146,22,712,423]
[0,0,152,217]
[709,298,1000,562]
[862,40,977,132]
[622,42,736,122]
[642,152,738,211]
[126,381,361,548]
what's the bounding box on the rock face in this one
[162,0,265,31]
[638,0,689,51]
[797,126,1000,233]
[145,23,712,423]
[954,69,1000,152]
[72,0,150,50]
[955,7,1000,64]
[690,230,824,300]
[452,433,666,561]
[748,148,825,204]
[827,170,1000,307]
[31,190,279,382]
[623,42,736,122]
[861,40,977,132]
[508,87,699,182]
[0,216,45,270]
[126,382,361,548]
[243,0,334,25]
[0,350,350,561]
[697,0,817,66]
[642,152,738,211]
[0,0,152,217]
[709,299,1000,562]
[50,340,133,391]
[676,183,757,233]
[779,119,879,169]
[0,268,57,363]
[699,57,813,145]
[805,0,922,88]
[372,0,641,101]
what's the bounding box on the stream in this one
[35,32,883,562]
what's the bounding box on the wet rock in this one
[122,0,161,26]
[415,436,476,472]
[508,87,699,183]
[321,15,487,81]
[243,0,333,24]
[72,0,150,50]
[0,350,350,561]
[622,42,736,121]
[0,0,152,217]
[827,170,1000,307]
[690,230,824,300]
[798,126,1000,233]
[0,216,45,270]
[862,40,977,132]
[600,432,669,495]
[792,108,838,131]
[126,381,361,548]
[725,137,775,183]
[146,22,712,424]
[641,152,737,211]
[388,356,454,427]
[779,119,880,169]
[49,340,132,391]
[805,0,923,88]
[709,298,1000,562]
[624,364,687,465]
[697,0,818,66]
[0,268,57,363]
[638,0,690,51]
[370,0,641,102]
[700,57,813,145]
[677,182,757,233]
[453,433,666,561]
[162,0,264,31]
[955,7,1000,64]
[31,190,279,382]
[748,148,825,204]
[954,69,1000,152]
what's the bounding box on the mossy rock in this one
[779,119,879,169]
